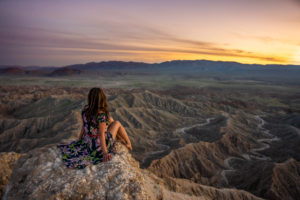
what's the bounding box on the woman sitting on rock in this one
[57,87,133,169]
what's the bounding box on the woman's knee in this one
[114,120,121,126]
[108,116,114,123]
[108,120,122,133]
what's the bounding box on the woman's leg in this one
[108,120,132,151]
[107,117,127,144]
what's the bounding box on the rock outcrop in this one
[2,140,265,200]
[3,142,154,200]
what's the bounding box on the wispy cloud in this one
[233,32,300,45]
[0,22,287,65]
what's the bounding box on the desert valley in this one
[0,60,299,200]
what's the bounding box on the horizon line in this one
[1,58,300,68]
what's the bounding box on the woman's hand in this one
[103,152,113,162]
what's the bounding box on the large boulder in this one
[1,140,265,200]
[3,142,152,200]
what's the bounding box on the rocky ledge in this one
[2,141,264,200]
[2,142,158,200]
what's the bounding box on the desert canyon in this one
[0,60,299,199]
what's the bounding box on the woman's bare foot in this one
[125,143,133,151]
[118,138,126,145]
[118,138,132,151]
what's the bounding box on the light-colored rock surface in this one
[4,142,154,200]
[3,140,209,200]
[2,140,265,200]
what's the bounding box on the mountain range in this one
[1,60,300,83]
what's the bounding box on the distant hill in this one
[65,61,153,71]
[0,67,55,76]
[0,67,25,75]
[49,67,82,76]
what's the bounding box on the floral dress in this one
[57,107,117,169]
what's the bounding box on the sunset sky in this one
[0,0,300,66]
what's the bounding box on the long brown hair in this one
[85,87,109,122]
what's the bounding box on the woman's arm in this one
[107,116,114,129]
[98,121,108,153]
[98,121,113,162]
[78,125,84,140]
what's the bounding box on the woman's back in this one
[81,105,109,138]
